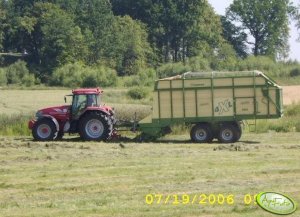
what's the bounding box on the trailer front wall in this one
[151,74,282,122]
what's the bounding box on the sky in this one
[208,0,300,61]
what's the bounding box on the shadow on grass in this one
[238,140,260,144]
[18,136,260,145]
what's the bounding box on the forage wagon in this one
[138,71,283,143]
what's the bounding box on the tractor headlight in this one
[35,111,43,118]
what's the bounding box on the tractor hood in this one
[36,105,70,117]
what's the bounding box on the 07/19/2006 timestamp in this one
[145,193,258,206]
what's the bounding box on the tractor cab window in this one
[87,94,98,107]
[72,94,100,118]
[96,95,101,106]
[72,94,88,117]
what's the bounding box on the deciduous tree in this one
[109,16,153,75]
[226,0,293,59]
[221,16,248,58]
[111,0,224,63]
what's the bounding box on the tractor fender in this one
[85,107,111,116]
[81,109,111,120]
[38,115,60,139]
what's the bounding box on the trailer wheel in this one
[79,112,113,141]
[218,123,239,143]
[32,118,57,141]
[190,124,213,143]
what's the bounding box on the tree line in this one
[0,0,299,87]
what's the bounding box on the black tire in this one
[56,131,64,140]
[32,118,57,141]
[110,115,117,125]
[218,123,239,143]
[190,124,213,143]
[236,123,242,141]
[79,112,113,141]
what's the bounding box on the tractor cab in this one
[70,88,103,120]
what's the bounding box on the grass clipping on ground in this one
[0,133,299,217]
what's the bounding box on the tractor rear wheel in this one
[32,118,57,141]
[190,124,213,143]
[79,112,113,141]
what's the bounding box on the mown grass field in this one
[0,88,300,216]
[0,132,299,217]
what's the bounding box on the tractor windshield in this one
[72,94,100,118]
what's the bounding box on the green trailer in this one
[138,71,283,143]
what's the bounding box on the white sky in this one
[208,0,300,61]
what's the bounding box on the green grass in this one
[0,113,32,136]
[0,88,152,115]
[0,89,152,136]
[251,103,300,133]
[1,88,300,136]
[273,76,300,86]
[0,88,300,216]
[0,132,299,217]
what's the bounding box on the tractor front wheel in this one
[32,118,57,141]
[79,113,113,141]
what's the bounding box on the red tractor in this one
[28,88,115,141]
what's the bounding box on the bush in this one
[22,73,35,87]
[233,56,294,78]
[82,66,117,87]
[5,60,35,86]
[157,62,192,78]
[123,68,156,87]
[51,63,117,88]
[210,43,238,71]
[127,87,149,99]
[186,56,211,71]
[156,55,213,79]
[290,68,300,77]
[82,73,98,87]
[51,62,84,87]
[97,66,117,87]
[0,68,7,86]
